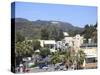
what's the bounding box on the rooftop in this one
[63,32,69,36]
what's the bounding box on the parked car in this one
[38,63,48,69]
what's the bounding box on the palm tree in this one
[76,50,85,69]
[50,52,61,65]
[22,41,33,57]
[64,47,76,70]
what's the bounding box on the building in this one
[39,40,56,52]
[56,41,65,51]
[80,43,97,69]
[73,34,84,51]
[62,32,84,51]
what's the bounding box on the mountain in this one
[13,18,84,39]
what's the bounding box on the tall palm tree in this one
[63,47,76,69]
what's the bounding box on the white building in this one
[62,32,84,51]
[73,34,84,51]
[39,40,56,52]
[56,41,63,49]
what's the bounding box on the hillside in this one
[12,18,84,39]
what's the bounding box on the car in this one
[38,63,48,69]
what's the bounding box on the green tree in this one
[48,25,57,40]
[15,41,34,66]
[82,24,96,43]
[15,32,25,42]
[32,40,41,51]
[50,52,61,65]
[15,41,33,57]
[63,47,76,69]
[92,23,97,43]
[41,25,64,41]
[76,50,85,69]
[56,29,64,41]
[41,27,49,40]
[48,25,64,41]
[40,47,50,58]
[64,50,73,69]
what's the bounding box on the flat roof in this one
[80,43,97,47]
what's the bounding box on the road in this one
[29,64,67,73]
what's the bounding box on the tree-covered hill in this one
[12,18,84,40]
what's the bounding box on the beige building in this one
[80,43,97,69]
[73,34,84,51]
[63,32,84,51]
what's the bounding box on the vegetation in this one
[14,18,97,70]
[32,40,41,51]
[76,50,85,69]
[50,52,61,65]
[15,40,41,66]
[81,23,97,43]
[15,31,25,42]
[41,27,49,40]
[41,25,64,41]
[14,18,83,40]
[15,41,33,57]
[15,41,33,66]
[40,48,50,58]
[64,48,75,69]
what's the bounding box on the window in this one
[86,58,97,63]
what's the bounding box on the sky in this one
[12,2,97,27]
